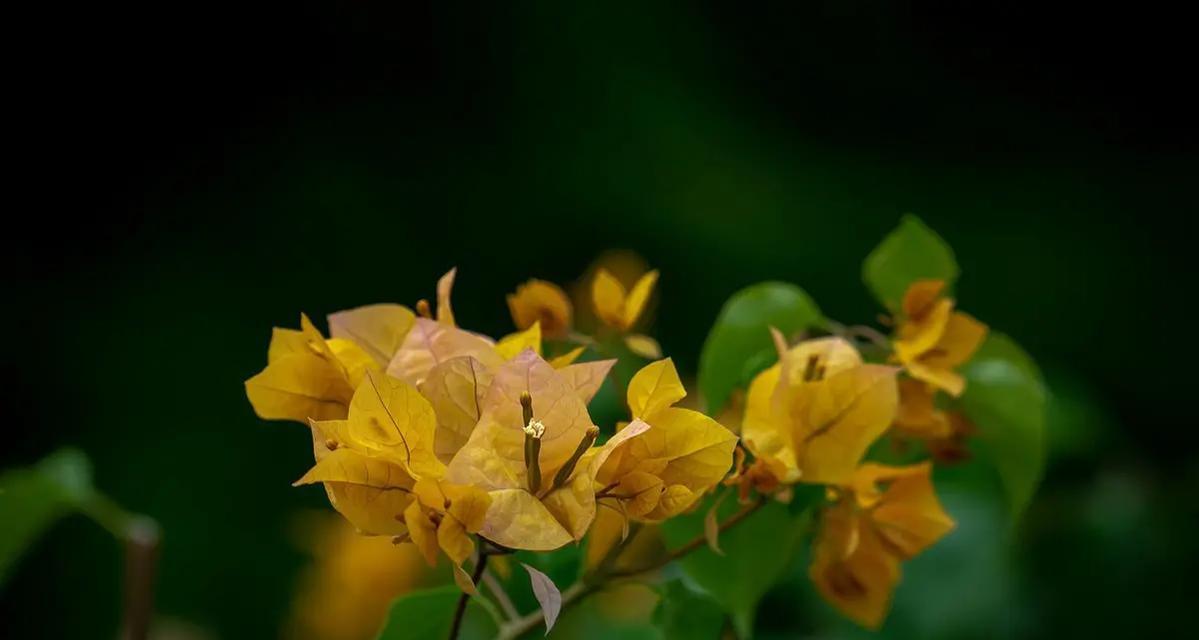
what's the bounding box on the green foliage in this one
[653,580,725,640]
[959,332,1047,521]
[862,214,959,311]
[375,586,498,640]
[0,449,93,584]
[699,282,823,413]
[660,496,809,638]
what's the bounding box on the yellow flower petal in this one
[495,322,542,360]
[404,501,440,566]
[617,471,664,518]
[893,378,952,439]
[508,279,573,339]
[419,356,493,464]
[327,304,416,367]
[387,318,503,386]
[810,503,900,630]
[622,270,659,329]
[923,312,988,372]
[556,359,616,404]
[792,365,899,485]
[624,334,663,359]
[627,358,687,419]
[540,471,597,542]
[446,351,594,489]
[901,279,947,320]
[549,346,586,369]
[437,268,457,327]
[445,484,492,533]
[860,463,955,559]
[894,298,953,362]
[478,489,574,551]
[591,268,627,328]
[346,371,445,479]
[437,516,475,566]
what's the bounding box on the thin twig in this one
[497,496,769,639]
[82,493,160,640]
[447,554,489,640]
[482,570,520,622]
[606,496,767,578]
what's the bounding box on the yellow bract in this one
[246,314,378,424]
[893,377,952,439]
[810,462,955,629]
[892,280,988,396]
[445,350,647,550]
[327,303,416,368]
[596,359,738,522]
[508,279,573,339]
[742,335,899,485]
[495,322,542,361]
[293,371,446,535]
[591,268,659,331]
[404,478,493,593]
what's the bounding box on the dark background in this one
[5,1,1197,637]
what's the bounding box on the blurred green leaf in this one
[653,579,725,639]
[699,282,823,414]
[0,448,93,584]
[862,214,959,312]
[660,497,807,638]
[959,332,1047,521]
[375,586,498,640]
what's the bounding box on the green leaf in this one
[958,332,1047,522]
[699,282,823,414]
[862,214,959,312]
[660,497,807,638]
[375,586,499,640]
[0,448,93,584]
[653,580,725,640]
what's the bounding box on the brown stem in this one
[120,518,160,640]
[606,496,766,578]
[447,553,489,640]
[497,496,769,639]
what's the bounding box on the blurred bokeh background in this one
[5,1,1196,638]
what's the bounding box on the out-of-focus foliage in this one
[0,449,94,582]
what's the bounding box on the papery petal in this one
[591,269,627,328]
[617,471,664,518]
[495,322,542,360]
[901,279,947,320]
[445,484,492,533]
[420,356,493,464]
[627,358,686,419]
[246,351,355,424]
[894,298,953,362]
[404,501,440,566]
[478,489,574,551]
[863,463,955,559]
[437,268,457,326]
[924,312,988,371]
[387,318,502,386]
[810,504,901,630]
[624,334,662,359]
[328,304,416,367]
[508,279,573,338]
[448,351,593,487]
[437,516,475,566]
[622,270,659,329]
[557,359,616,404]
[541,471,596,542]
[905,361,965,397]
[549,346,586,369]
[793,365,899,485]
[346,371,445,479]
[893,378,952,438]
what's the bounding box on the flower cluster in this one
[246,253,997,633]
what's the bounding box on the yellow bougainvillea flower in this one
[741,333,899,486]
[387,317,503,386]
[445,350,648,551]
[287,514,429,640]
[892,377,952,440]
[595,358,738,522]
[810,462,955,629]
[591,267,659,332]
[294,371,446,536]
[404,478,492,593]
[327,304,416,369]
[246,314,378,424]
[508,279,573,339]
[436,267,457,326]
[891,279,988,397]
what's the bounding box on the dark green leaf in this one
[862,214,958,312]
[959,332,1047,521]
[660,497,807,638]
[0,448,93,584]
[375,586,498,640]
[699,282,823,414]
[653,579,725,640]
